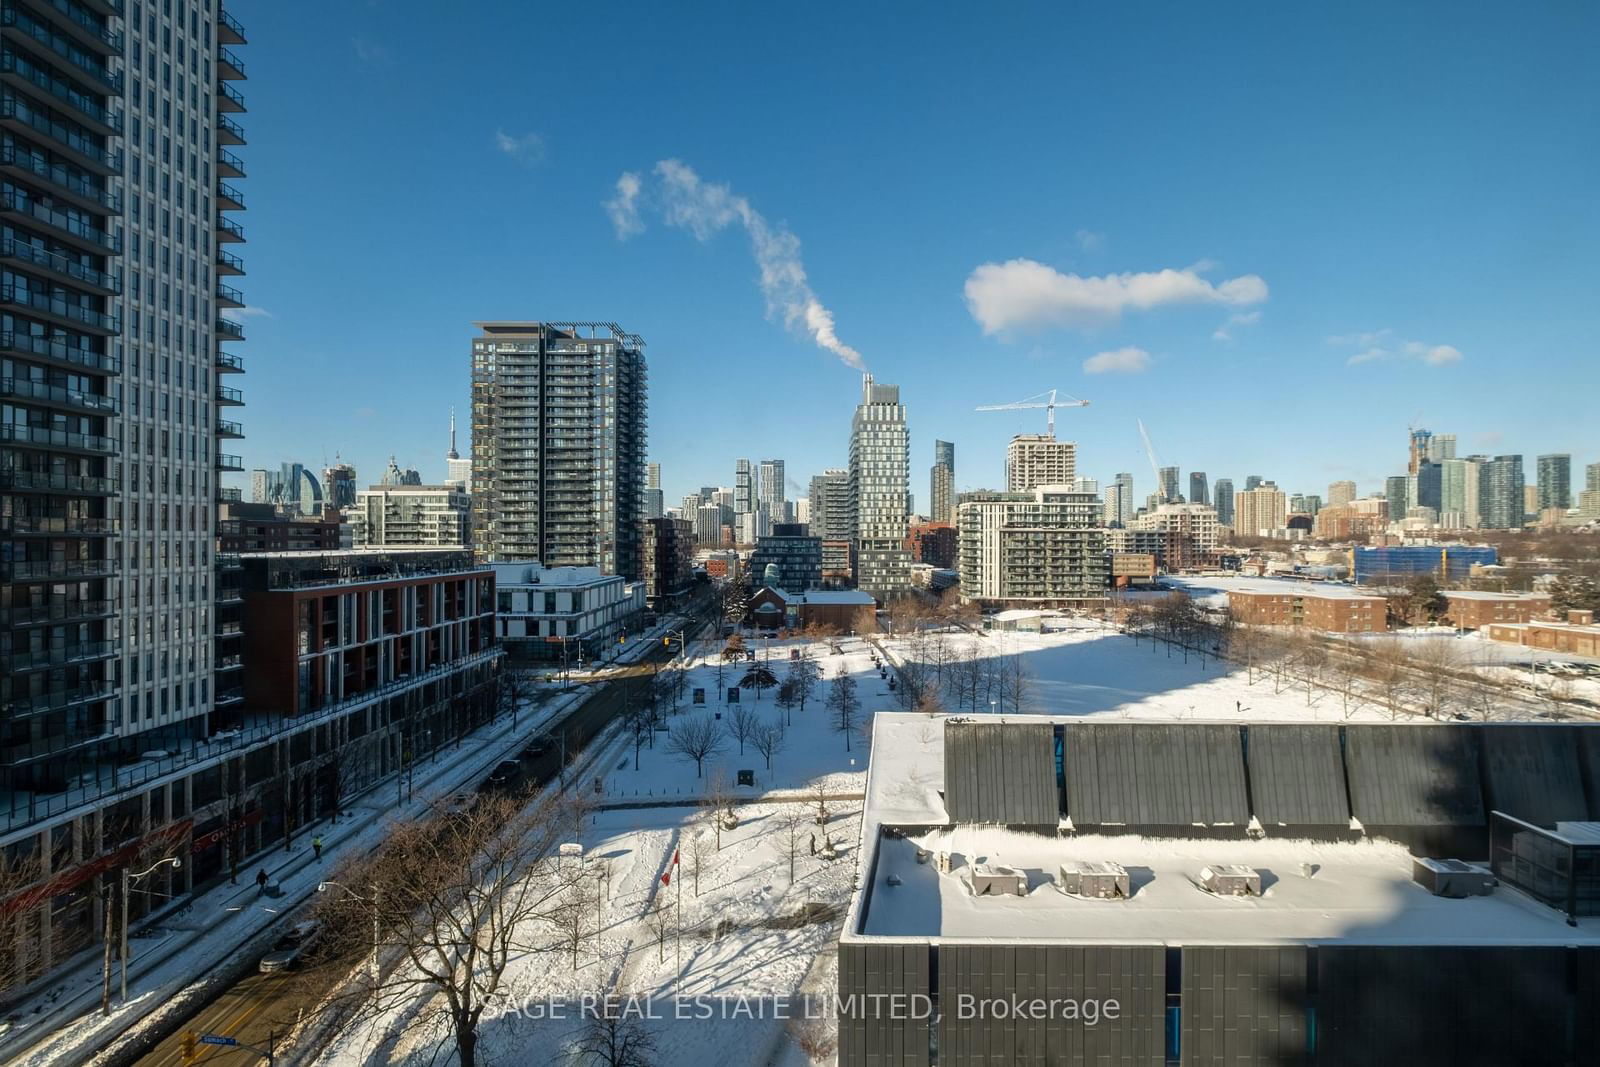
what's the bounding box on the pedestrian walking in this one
[255,868,269,897]
[312,836,323,862]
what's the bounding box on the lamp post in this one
[318,880,380,983]
[122,856,182,1003]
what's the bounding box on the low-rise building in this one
[1485,612,1600,657]
[219,501,344,553]
[906,522,957,569]
[1442,591,1553,630]
[638,517,696,611]
[1129,503,1219,572]
[1110,552,1159,586]
[747,524,823,591]
[820,539,854,586]
[346,484,472,549]
[1227,585,1388,632]
[490,562,645,664]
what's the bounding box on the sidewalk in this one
[0,687,587,1067]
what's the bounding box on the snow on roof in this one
[1443,591,1551,602]
[489,562,610,587]
[800,590,876,605]
[992,609,1050,621]
[852,829,1600,945]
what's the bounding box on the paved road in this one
[129,615,709,1067]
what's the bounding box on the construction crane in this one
[1138,418,1167,503]
[974,389,1089,437]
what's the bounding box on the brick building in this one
[1227,588,1388,632]
[1441,591,1553,631]
[906,522,957,569]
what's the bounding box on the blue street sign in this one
[201,1035,239,1046]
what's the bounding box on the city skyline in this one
[220,2,1597,506]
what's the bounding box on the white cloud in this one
[1331,329,1464,368]
[493,129,546,167]
[1082,346,1151,375]
[603,160,864,370]
[963,259,1268,334]
[1212,309,1262,342]
[351,37,391,65]
[1075,229,1104,252]
[603,172,643,239]
[221,305,270,323]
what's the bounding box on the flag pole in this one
[675,852,682,995]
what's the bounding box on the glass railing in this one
[0,599,114,626]
[0,144,120,211]
[0,95,119,170]
[217,217,245,241]
[216,384,244,403]
[218,486,243,502]
[0,331,117,371]
[2,555,116,580]
[2,639,116,671]
[218,82,245,110]
[216,452,243,469]
[216,317,244,338]
[216,281,243,304]
[0,191,121,251]
[218,7,246,40]
[217,46,245,76]
[0,468,114,493]
[0,50,121,131]
[0,421,116,452]
[0,236,120,290]
[217,418,242,435]
[0,6,121,91]
[217,247,245,271]
[0,283,118,329]
[216,181,245,207]
[35,0,123,52]
[217,114,244,141]
[3,681,114,718]
[217,148,245,174]
[215,352,244,372]
[0,374,116,412]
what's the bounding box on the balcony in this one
[27,0,122,56]
[216,452,243,471]
[0,282,118,332]
[0,514,116,537]
[218,486,242,503]
[216,351,244,374]
[3,640,117,673]
[216,280,244,307]
[216,317,244,340]
[216,216,244,243]
[216,113,244,145]
[218,80,245,113]
[217,619,243,636]
[217,46,244,79]
[0,421,116,455]
[216,383,243,405]
[216,417,243,438]
[1,330,116,373]
[0,6,122,92]
[0,236,119,294]
[0,93,119,175]
[216,247,244,275]
[0,143,119,215]
[1,556,116,581]
[3,681,113,719]
[216,551,242,570]
[217,147,245,178]
[215,686,244,706]
[0,598,114,628]
[218,7,245,45]
[0,374,116,414]
[216,181,245,210]
[0,50,122,136]
[0,190,121,254]
[0,467,114,495]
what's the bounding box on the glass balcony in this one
[0,421,116,454]
[218,7,246,45]
[216,317,244,339]
[0,50,122,135]
[218,81,245,112]
[0,143,120,214]
[2,681,113,719]
[216,216,244,242]
[217,46,244,79]
[216,280,244,306]
[1,556,116,581]
[0,94,120,174]
[216,452,243,471]
[2,639,116,672]
[0,282,119,332]
[216,247,244,276]
[216,181,244,210]
[216,351,244,373]
[0,189,122,253]
[0,514,117,536]
[0,598,114,627]
[216,417,243,437]
[0,330,117,372]
[29,0,122,55]
[216,383,244,405]
[217,486,242,503]
[217,113,244,144]
[0,6,121,91]
[0,467,114,494]
[0,236,119,293]
[217,147,245,178]
[0,374,116,413]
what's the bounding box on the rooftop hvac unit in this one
[1199,864,1261,897]
[1412,858,1495,898]
[969,863,1027,897]
[1058,861,1129,899]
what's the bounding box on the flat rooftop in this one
[857,829,1599,946]
[1443,590,1550,601]
[1164,575,1382,601]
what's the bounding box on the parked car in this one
[485,759,522,790]
[259,919,322,973]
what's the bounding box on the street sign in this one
[200,1035,239,1046]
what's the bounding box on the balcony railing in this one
[1,556,117,580]
[0,190,121,252]
[33,0,123,53]
[3,639,117,672]
[0,421,116,453]
[0,375,116,413]
[0,331,116,372]
[0,50,122,132]
[216,247,244,273]
[0,514,116,536]
[218,81,245,111]
[217,113,244,143]
[216,418,242,436]
[0,283,118,331]
[216,452,244,471]
[216,217,245,242]
[2,681,114,719]
[0,143,120,212]
[217,147,245,177]
[216,384,244,404]
[0,468,114,494]
[216,181,244,209]
[216,280,243,305]
[216,317,244,339]
[218,486,243,503]
[218,7,246,44]
[0,236,119,290]
[0,598,114,626]
[217,46,245,78]
[0,7,121,91]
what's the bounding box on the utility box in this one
[1058,860,1129,899]
[1413,858,1495,898]
[970,863,1027,897]
[1200,864,1261,897]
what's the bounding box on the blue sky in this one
[229,1,1599,508]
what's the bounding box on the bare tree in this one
[751,719,787,771]
[774,677,800,724]
[701,772,737,850]
[1227,620,1265,685]
[313,791,575,1067]
[498,668,535,726]
[1295,633,1329,708]
[1374,639,1416,719]
[1000,653,1031,714]
[788,1016,838,1063]
[1329,647,1368,718]
[647,900,673,963]
[685,830,714,897]
[0,847,45,997]
[725,703,760,756]
[547,864,601,972]
[827,668,861,751]
[1412,640,1463,719]
[812,781,832,826]
[788,653,820,716]
[665,715,725,779]
[1548,676,1575,718]
[573,993,659,1066]
[775,805,809,885]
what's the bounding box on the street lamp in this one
[990,699,997,715]
[122,856,182,1003]
[318,880,380,983]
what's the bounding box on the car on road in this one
[259,919,322,973]
[483,759,523,791]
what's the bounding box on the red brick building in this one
[1227,588,1388,632]
[1441,592,1553,631]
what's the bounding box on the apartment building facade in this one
[346,484,471,549]
[1226,588,1388,632]
[1005,433,1074,492]
[848,374,911,599]
[957,487,1107,607]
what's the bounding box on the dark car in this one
[259,919,322,973]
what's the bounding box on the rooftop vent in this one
[1412,858,1494,898]
[969,863,1027,897]
[1058,861,1129,900]
[1199,864,1261,897]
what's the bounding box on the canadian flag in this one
[660,849,679,886]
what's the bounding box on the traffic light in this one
[181,1032,198,1063]
[662,637,670,647]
